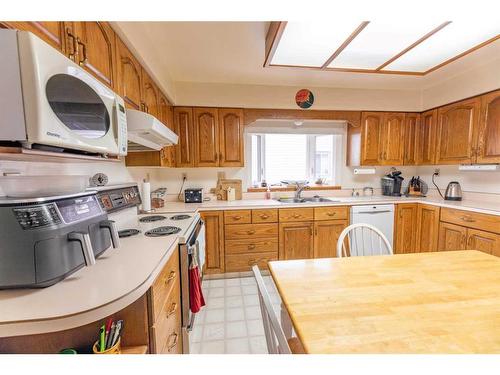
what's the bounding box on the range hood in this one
[126,109,178,151]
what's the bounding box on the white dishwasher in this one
[350,204,394,247]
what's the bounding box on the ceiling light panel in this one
[383,22,500,72]
[327,21,441,70]
[271,21,361,67]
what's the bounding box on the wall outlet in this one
[433,168,440,176]
[182,173,187,180]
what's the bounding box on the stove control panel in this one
[13,203,61,230]
[97,185,141,213]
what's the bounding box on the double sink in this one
[274,196,340,204]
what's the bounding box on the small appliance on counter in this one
[444,181,463,201]
[184,188,203,203]
[381,169,404,196]
[0,191,119,289]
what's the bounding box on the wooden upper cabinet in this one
[159,93,176,168]
[394,204,418,254]
[360,112,383,165]
[174,107,195,167]
[476,90,500,164]
[115,38,142,110]
[438,222,467,251]
[6,22,66,52]
[417,109,438,165]
[403,113,420,165]
[193,108,219,167]
[141,69,160,119]
[435,97,481,165]
[279,222,314,260]
[69,22,116,89]
[415,204,440,252]
[381,112,405,165]
[218,109,244,167]
[313,220,348,258]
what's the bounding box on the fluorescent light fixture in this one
[271,21,360,67]
[383,22,500,72]
[328,21,440,69]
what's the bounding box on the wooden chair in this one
[337,223,393,257]
[252,265,305,354]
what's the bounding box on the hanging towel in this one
[189,250,206,313]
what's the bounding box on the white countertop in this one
[3,194,500,337]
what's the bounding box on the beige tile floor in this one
[189,275,282,354]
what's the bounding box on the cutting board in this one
[217,179,242,200]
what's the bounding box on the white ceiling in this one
[113,21,500,92]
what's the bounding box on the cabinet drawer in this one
[279,208,314,222]
[225,252,278,272]
[440,208,500,234]
[225,223,278,239]
[224,210,251,224]
[314,206,349,221]
[252,209,278,223]
[226,238,279,255]
[151,250,179,322]
[151,279,181,353]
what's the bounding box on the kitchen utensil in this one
[363,186,374,196]
[0,175,88,197]
[445,181,463,201]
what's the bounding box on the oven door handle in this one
[68,231,96,266]
[100,220,120,249]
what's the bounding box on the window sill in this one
[247,185,341,193]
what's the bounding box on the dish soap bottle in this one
[265,186,271,200]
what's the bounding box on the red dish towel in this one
[189,263,206,313]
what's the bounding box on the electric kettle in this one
[444,181,463,201]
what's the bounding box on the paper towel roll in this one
[141,181,151,212]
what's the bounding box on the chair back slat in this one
[252,266,291,354]
[337,223,392,258]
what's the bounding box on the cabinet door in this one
[394,204,418,254]
[219,108,244,167]
[467,228,500,256]
[174,107,195,167]
[200,211,225,274]
[193,108,219,167]
[403,113,420,165]
[159,93,176,167]
[438,222,467,251]
[381,112,405,165]
[476,90,500,164]
[435,97,480,165]
[115,38,143,110]
[71,22,116,89]
[417,109,437,165]
[313,220,348,258]
[360,112,383,165]
[415,204,440,252]
[6,21,66,52]
[141,69,160,119]
[279,222,314,260]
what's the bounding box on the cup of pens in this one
[93,319,123,354]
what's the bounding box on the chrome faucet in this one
[294,181,308,200]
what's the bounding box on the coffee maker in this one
[381,170,404,196]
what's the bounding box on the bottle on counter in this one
[265,186,271,200]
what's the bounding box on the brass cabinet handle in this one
[167,332,178,352]
[326,212,336,217]
[164,271,176,285]
[247,258,264,266]
[247,230,256,235]
[66,28,78,61]
[260,214,270,219]
[166,302,178,318]
[292,214,301,218]
[247,244,256,250]
[233,216,242,220]
[461,216,475,223]
[76,37,88,66]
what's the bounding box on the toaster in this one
[184,188,203,203]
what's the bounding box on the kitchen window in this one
[250,133,341,186]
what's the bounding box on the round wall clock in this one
[295,89,314,109]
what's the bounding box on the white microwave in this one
[0,30,127,156]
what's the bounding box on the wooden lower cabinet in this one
[467,228,500,256]
[313,220,348,258]
[415,204,440,252]
[279,222,314,260]
[394,204,418,254]
[438,222,467,251]
[200,211,225,274]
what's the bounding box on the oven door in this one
[18,31,127,156]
